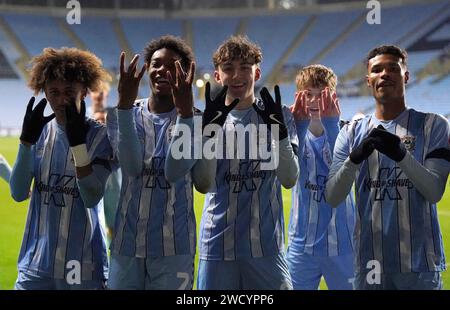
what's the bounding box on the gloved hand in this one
[202,82,239,129]
[349,136,376,164]
[369,125,406,162]
[253,85,288,140]
[20,97,55,145]
[65,99,89,147]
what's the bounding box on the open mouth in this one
[377,82,394,89]
[155,77,170,86]
[229,83,246,90]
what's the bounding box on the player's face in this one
[366,54,409,103]
[44,80,87,122]
[90,90,108,113]
[214,58,261,104]
[304,86,323,120]
[148,48,181,97]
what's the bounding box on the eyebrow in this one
[222,61,253,66]
[151,56,180,62]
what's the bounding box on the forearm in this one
[77,164,111,208]
[117,109,143,176]
[165,116,197,183]
[295,120,309,162]
[192,135,218,193]
[10,144,33,201]
[325,157,358,207]
[322,117,340,152]
[0,159,12,183]
[398,152,449,204]
[275,137,299,189]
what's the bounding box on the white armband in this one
[70,144,90,167]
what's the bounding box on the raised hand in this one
[202,82,239,129]
[290,91,309,121]
[321,88,341,118]
[65,99,88,147]
[369,125,406,162]
[349,135,376,164]
[117,52,147,110]
[167,60,195,118]
[253,85,288,141]
[20,97,55,145]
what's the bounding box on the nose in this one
[156,64,167,75]
[231,68,239,79]
[380,68,390,78]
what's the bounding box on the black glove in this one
[253,85,288,140]
[369,125,406,162]
[20,97,55,145]
[349,136,376,164]
[202,82,239,129]
[65,99,89,147]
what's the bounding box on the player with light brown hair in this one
[288,64,355,290]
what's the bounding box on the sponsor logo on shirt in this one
[36,173,80,207]
[225,160,266,193]
[363,167,414,201]
[142,156,171,189]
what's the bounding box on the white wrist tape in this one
[70,144,90,167]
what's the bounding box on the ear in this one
[254,67,261,82]
[404,70,409,84]
[214,70,221,84]
[81,88,88,100]
[366,74,371,88]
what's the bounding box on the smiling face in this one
[44,79,87,124]
[214,58,260,106]
[303,86,324,119]
[366,54,409,105]
[148,47,182,98]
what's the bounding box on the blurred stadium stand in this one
[0,0,449,133]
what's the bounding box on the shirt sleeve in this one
[397,114,450,204]
[164,116,197,183]
[322,116,340,153]
[77,122,116,208]
[275,107,299,189]
[325,123,359,207]
[10,144,34,202]
[0,154,12,183]
[295,119,309,162]
[117,108,143,177]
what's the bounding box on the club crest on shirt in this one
[323,145,332,166]
[304,147,312,160]
[401,135,416,152]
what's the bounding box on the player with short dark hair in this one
[107,35,210,290]
[326,45,450,290]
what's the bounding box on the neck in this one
[55,112,65,126]
[308,118,324,137]
[228,93,255,110]
[374,97,406,120]
[148,94,174,114]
